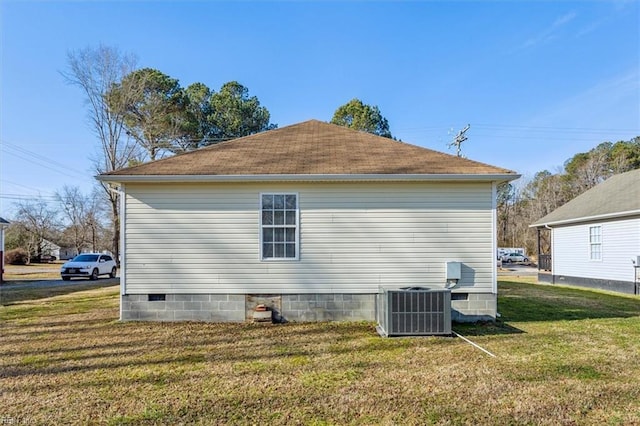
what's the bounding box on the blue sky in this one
[1,1,639,216]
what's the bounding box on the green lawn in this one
[1,279,639,425]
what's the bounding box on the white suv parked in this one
[61,253,117,281]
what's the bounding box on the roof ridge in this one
[102,119,518,177]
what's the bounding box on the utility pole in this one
[449,124,470,157]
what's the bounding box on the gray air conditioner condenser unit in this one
[377,288,452,337]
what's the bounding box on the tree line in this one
[497,137,640,257]
[4,44,392,264]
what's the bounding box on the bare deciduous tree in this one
[14,199,60,262]
[565,143,611,195]
[62,45,140,264]
[56,185,105,254]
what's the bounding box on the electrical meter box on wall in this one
[446,261,461,281]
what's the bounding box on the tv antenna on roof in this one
[448,124,470,157]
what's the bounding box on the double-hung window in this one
[589,225,602,261]
[261,193,298,260]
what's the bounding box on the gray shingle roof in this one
[531,168,640,227]
[100,120,517,179]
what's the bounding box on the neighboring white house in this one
[531,168,640,294]
[98,120,518,323]
[40,239,61,260]
[59,246,92,260]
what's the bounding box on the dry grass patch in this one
[1,280,640,425]
[3,262,63,281]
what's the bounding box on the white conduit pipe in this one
[453,331,497,358]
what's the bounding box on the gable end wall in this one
[552,217,640,289]
[121,181,498,322]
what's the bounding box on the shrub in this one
[5,248,29,265]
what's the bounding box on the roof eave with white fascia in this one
[530,209,640,228]
[97,173,520,184]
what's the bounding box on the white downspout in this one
[108,185,126,320]
[119,184,126,299]
[545,224,552,277]
[0,223,6,284]
[491,182,498,295]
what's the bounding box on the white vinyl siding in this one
[123,181,496,294]
[553,218,640,282]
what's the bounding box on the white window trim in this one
[588,225,602,262]
[259,192,300,261]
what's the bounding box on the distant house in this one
[39,239,61,261]
[99,120,518,323]
[59,247,77,261]
[531,168,640,294]
[59,246,91,260]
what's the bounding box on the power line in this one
[0,179,56,196]
[1,140,88,176]
[398,125,640,148]
[463,132,637,142]
[399,128,639,144]
[1,149,84,180]
[394,123,640,134]
[0,192,57,199]
[472,123,640,134]
[0,195,58,203]
[0,142,87,180]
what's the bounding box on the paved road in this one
[1,276,120,290]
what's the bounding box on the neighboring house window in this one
[260,194,298,260]
[589,226,602,261]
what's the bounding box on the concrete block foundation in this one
[121,292,496,323]
[450,293,497,322]
[537,273,637,295]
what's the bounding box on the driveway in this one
[498,264,538,277]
